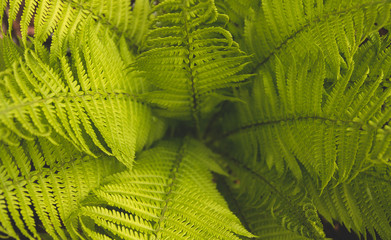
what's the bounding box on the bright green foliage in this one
[2,0,391,239]
[218,0,391,188]
[0,23,155,168]
[0,135,123,239]
[219,40,391,189]
[68,139,254,239]
[244,0,391,73]
[0,0,150,59]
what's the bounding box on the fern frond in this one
[220,156,324,240]
[0,136,122,240]
[3,0,151,59]
[216,33,391,188]
[69,138,255,239]
[246,0,391,76]
[136,0,252,125]
[308,165,391,239]
[0,26,155,168]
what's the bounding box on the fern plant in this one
[2,0,391,239]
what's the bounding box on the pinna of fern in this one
[243,0,391,75]
[307,164,391,240]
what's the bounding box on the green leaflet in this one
[69,139,254,240]
[0,24,154,168]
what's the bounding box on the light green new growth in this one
[1,0,391,240]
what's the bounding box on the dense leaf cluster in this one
[1,0,391,239]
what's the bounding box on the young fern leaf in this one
[0,26,154,168]
[69,139,255,240]
[217,34,391,188]
[136,0,252,125]
[0,136,122,240]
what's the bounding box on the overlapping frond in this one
[68,138,254,240]
[245,0,391,76]
[2,0,391,239]
[1,0,151,60]
[136,0,252,125]
[0,136,122,240]
[307,165,391,239]
[220,156,324,240]
[0,26,154,168]
[216,31,391,189]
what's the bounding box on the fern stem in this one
[0,91,143,116]
[209,116,357,144]
[154,141,186,235]
[182,0,201,137]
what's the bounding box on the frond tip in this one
[69,138,256,239]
